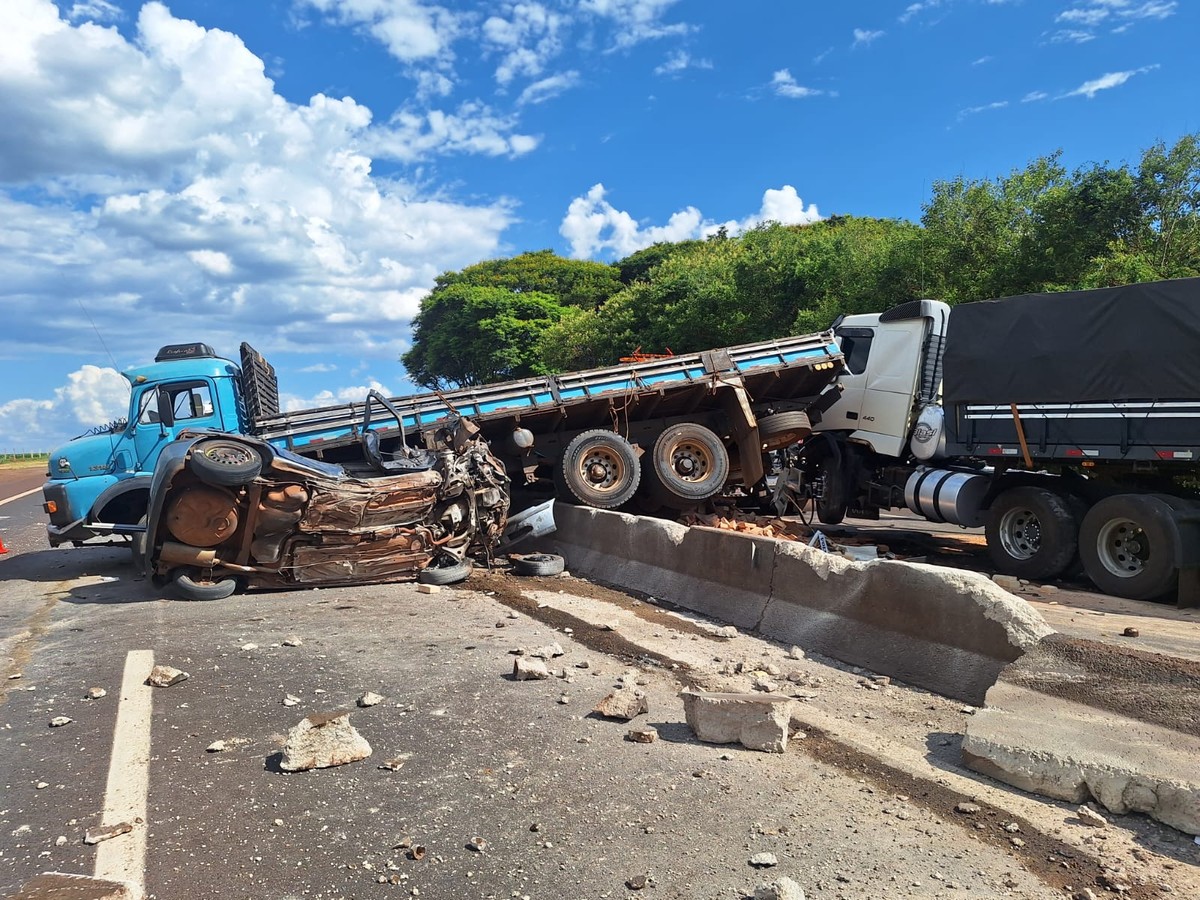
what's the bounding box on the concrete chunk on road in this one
[593,687,648,721]
[681,691,796,753]
[146,664,189,687]
[10,873,132,899]
[513,658,551,680]
[84,821,134,844]
[755,877,805,900]
[279,711,372,772]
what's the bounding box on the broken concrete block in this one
[146,665,189,687]
[279,711,372,772]
[528,643,565,659]
[593,687,648,721]
[416,584,440,594]
[749,852,778,867]
[206,740,227,753]
[48,716,72,728]
[512,658,550,680]
[991,573,1021,592]
[86,686,107,700]
[626,727,658,744]
[755,877,806,900]
[681,691,795,753]
[1077,805,1108,827]
[357,691,385,708]
[84,822,134,844]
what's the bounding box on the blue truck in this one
[41,334,845,596]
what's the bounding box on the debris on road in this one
[378,754,411,772]
[466,836,488,852]
[1121,627,1140,638]
[681,691,795,753]
[48,716,72,727]
[146,665,189,687]
[416,584,440,595]
[85,686,107,700]
[991,574,1022,592]
[282,694,302,707]
[526,642,565,659]
[206,740,227,753]
[282,636,303,647]
[954,802,981,815]
[593,687,648,720]
[84,822,134,844]
[625,874,648,890]
[755,877,806,900]
[279,711,372,772]
[240,643,259,651]
[749,852,779,868]
[626,727,658,744]
[1077,805,1109,827]
[357,691,385,707]
[512,658,550,680]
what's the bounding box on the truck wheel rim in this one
[203,444,255,467]
[997,507,1041,560]
[1095,518,1148,578]
[668,440,711,484]
[580,448,625,493]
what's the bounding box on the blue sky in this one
[2,0,1196,452]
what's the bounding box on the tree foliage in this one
[404,133,1200,386]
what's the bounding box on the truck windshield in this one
[138,382,216,425]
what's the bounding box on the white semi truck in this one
[783,278,1200,605]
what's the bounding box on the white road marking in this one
[0,486,41,507]
[93,649,154,900]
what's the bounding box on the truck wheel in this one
[417,553,472,585]
[191,440,262,487]
[170,567,240,601]
[131,514,148,571]
[814,454,848,525]
[985,487,1078,580]
[647,424,729,507]
[757,411,812,452]
[560,430,640,509]
[1079,494,1179,600]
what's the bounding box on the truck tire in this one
[191,440,262,487]
[814,453,848,525]
[1079,494,1179,600]
[985,487,1078,580]
[646,423,729,507]
[559,430,640,509]
[418,554,473,585]
[513,553,566,577]
[130,514,148,571]
[170,567,240,601]
[757,411,812,452]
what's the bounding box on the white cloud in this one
[0,1,521,440]
[957,100,1008,121]
[899,1,944,24]
[1022,90,1048,102]
[972,55,993,66]
[1050,1,1176,41]
[654,50,712,76]
[517,71,580,105]
[300,363,338,373]
[281,380,394,412]
[297,0,461,63]
[67,0,121,22]
[482,3,568,86]
[559,184,821,260]
[771,69,823,99]
[579,0,690,50]
[852,28,885,47]
[1063,64,1158,98]
[0,365,128,451]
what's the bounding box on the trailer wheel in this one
[646,424,729,508]
[1079,494,1179,600]
[191,440,262,487]
[169,567,240,601]
[417,554,473,586]
[985,487,1078,580]
[757,411,812,452]
[560,430,640,509]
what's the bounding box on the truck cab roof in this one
[122,355,240,386]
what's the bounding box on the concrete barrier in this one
[551,503,1051,703]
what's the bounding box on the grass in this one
[0,454,49,470]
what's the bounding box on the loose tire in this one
[559,430,640,509]
[513,553,566,577]
[985,487,1079,580]
[646,423,730,507]
[757,411,813,452]
[1079,494,1180,600]
[418,554,473,585]
[170,567,239,601]
[191,440,262,487]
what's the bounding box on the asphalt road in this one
[3,482,1197,900]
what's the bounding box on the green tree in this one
[402,284,566,388]
[433,249,623,308]
[1136,134,1200,276]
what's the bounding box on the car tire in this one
[513,553,566,577]
[191,440,263,487]
[170,567,240,601]
[418,555,473,585]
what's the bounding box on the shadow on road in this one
[1,546,161,604]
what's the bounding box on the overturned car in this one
[144,422,510,601]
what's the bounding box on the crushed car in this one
[144,419,510,600]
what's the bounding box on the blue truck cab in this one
[41,342,257,549]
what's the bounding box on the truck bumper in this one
[46,518,92,547]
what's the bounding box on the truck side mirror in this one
[157,390,176,428]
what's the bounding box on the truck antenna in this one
[75,298,120,371]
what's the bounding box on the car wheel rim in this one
[1095,517,1148,578]
[203,445,254,467]
[998,507,1041,561]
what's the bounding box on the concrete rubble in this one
[84,822,134,844]
[279,711,372,772]
[593,687,648,720]
[356,691,385,707]
[512,658,550,680]
[754,877,806,900]
[146,664,189,687]
[682,691,795,753]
